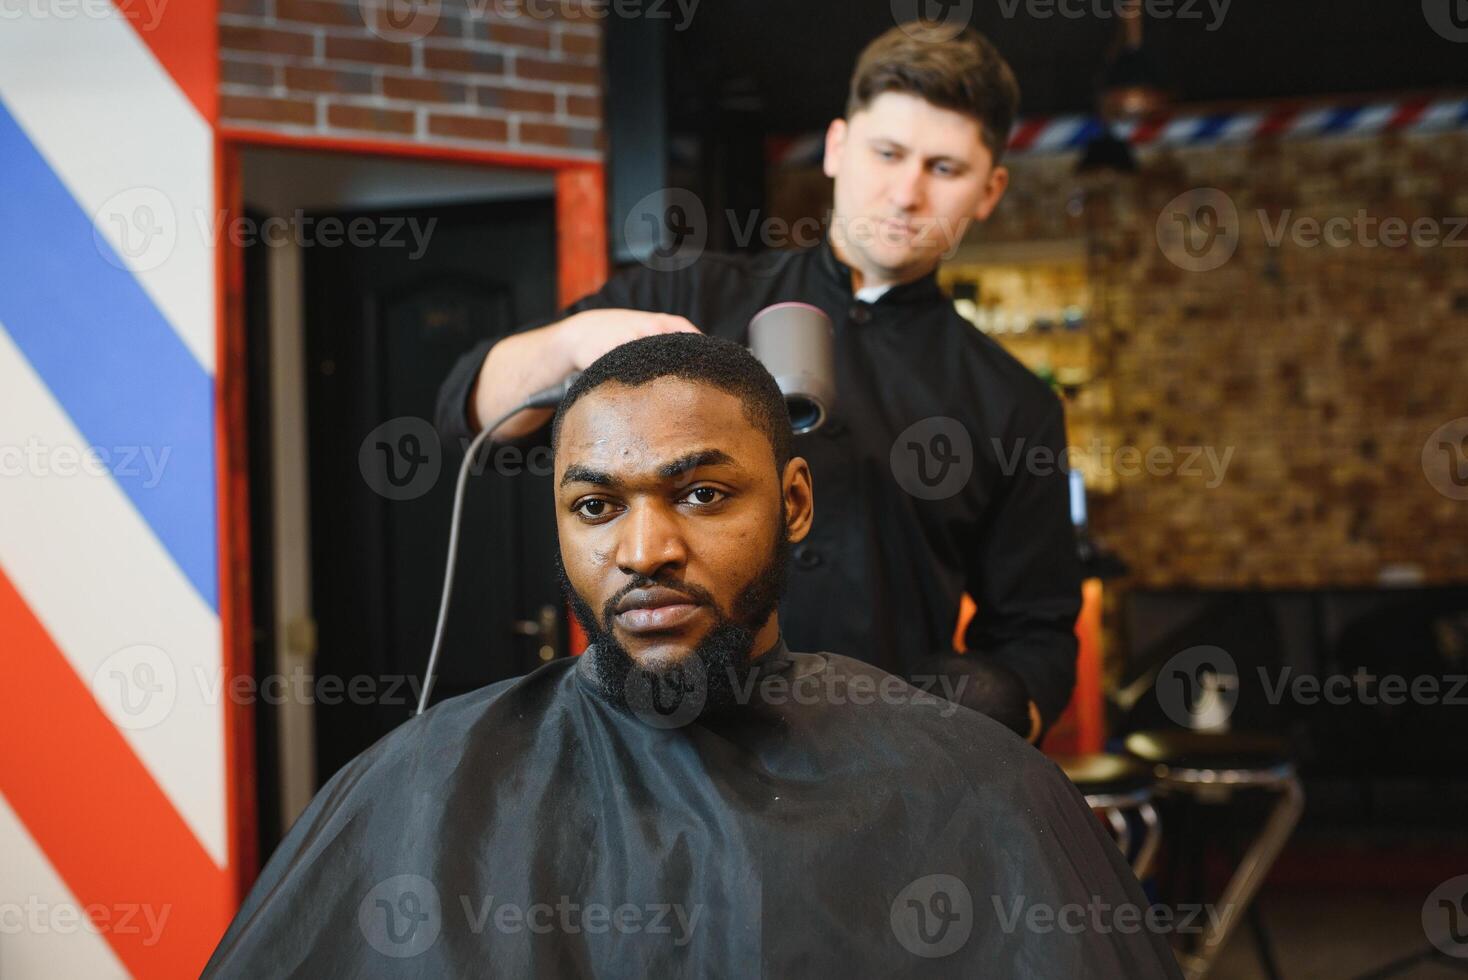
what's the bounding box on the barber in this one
[435,23,1081,741]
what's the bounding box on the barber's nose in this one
[614,502,686,578]
[890,163,926,211]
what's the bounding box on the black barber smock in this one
[435,239,1082,725]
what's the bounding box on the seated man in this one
[204,335,1179,978]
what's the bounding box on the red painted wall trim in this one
[219,126,600,172]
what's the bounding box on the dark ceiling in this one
[667,1,1468,131]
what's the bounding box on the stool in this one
[1124,731,1305,980]
[1054,752,1161,879]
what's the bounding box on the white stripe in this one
[1218,113,1265,143]
[0,328,226,867]
[0,3,215,374]
[1415,98,1468,131]
[1157,117,1204,147]
[0,793,130,979]
[1350,103,1396,134]
[1286,108,1335,138]
[1032,116,1088,152]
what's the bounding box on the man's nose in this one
[614,502,687,578]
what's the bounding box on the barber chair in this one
[1054,752,1161,880]
[1124,731,1305,980]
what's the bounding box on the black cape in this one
[204,643,1180,979]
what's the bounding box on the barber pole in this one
[0,2,238,978]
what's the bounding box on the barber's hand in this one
[557,310,702,372]
[1026,701,1043,745]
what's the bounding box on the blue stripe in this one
[1319,106,1361,134]
[1068,117,1104,148]
[1189,113,1232,143]
[0,98,218,612]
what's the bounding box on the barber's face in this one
[554,378,813,670]
[824,91,1009,280]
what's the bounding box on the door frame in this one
[214,125,608,898]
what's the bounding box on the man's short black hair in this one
[551,333,792,473]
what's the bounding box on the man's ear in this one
[972,163,1010,222]
[822,118,848,179]
[782,457,815,542]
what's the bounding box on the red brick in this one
[283,65,375,96]
[558,30,599,60]
[428,113,511,143]
[481,20,553,50]
[564,92,601,120]
[515,55,600,87]
[518,120,599,151]
[364,6,465,39]
[219,24,315,58]
[221,58,278,89]
[382,75,469,104]
[275,0,356,27]
[422,44,506,75]
[327,103,416,135]
[475,85,556,115]
[323,35,413,68]
[220,95,316,126]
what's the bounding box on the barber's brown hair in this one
[847,24,1020,162]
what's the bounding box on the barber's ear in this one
[972,164,1010,222]
[782,457,815,542]
[822,118,848,179]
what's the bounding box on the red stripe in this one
[1388,97,1430,131]
[115,0,217,123]
[1128,114,1171,145]
[1255,106,1299,139]
[1007,118,1048,151]
[0,567,233,978]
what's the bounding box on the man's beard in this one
[555,510,791,723]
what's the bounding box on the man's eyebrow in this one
[558,449,739,489]
[658,449,738,480]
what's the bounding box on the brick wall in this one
[218,0,604,157]
[987,130,1468,588]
